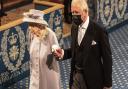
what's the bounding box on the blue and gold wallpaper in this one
[0,23,30,88]
[88,0,128,29]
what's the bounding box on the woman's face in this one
[29,23,44,37]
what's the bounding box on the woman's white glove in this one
[52,45,64,60]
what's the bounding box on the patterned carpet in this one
[109,24,128,89]
[60,24,128,89]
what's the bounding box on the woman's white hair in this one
[71,0,89,12]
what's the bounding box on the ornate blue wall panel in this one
[88,0,128,29]
[0,23,30,88]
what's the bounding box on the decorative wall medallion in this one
[99,0,114,26]
[1,26,25,72]
[54,14,61,26]
[115,0,127,19]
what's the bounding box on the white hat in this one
[23,9,48,26]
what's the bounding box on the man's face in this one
[71,6,82,16]
[71,6,88,22]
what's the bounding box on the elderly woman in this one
[23,9,61,89]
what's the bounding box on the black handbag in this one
[46,53,54,69]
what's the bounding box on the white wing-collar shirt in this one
[78,16,89,45]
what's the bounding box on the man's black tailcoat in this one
[64,20,112,89]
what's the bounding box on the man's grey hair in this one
[71,0,89,12]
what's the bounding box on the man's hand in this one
[52,45,64,59]
[103,87,112,89]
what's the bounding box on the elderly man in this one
[53,0,112,89]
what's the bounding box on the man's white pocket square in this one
[91,40,97,45]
